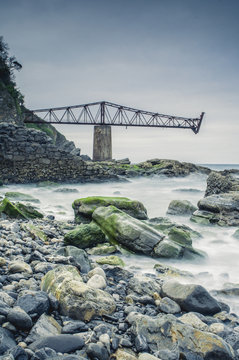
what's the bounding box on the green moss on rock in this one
[73,196,148,224]
[0,198,43,219]
[64,222,106,249]
[96,255,125,267]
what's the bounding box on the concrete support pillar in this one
[93,125,112,161]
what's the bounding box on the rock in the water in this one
[161,280,221,315]
[41,265,116,321]
[64,222,106,249]
[0,198,43,219]
[5,192,40,203]
[93,206,164,255]
[232,229,239,239]
[127,312,234,360]
[7,306,32,330]
[73,196,148,223]
[29,334,84,353]
[167,199,197,216]
[195,191,239,226]
[205,171,239,197]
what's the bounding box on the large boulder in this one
[192,192,239,226]
[127,312,234,360]
[93,206,204,259]
[41,265,116,321]
[167,199,197,216]
[72,196,148,223]
[161,280,221,315]
[92,205,164,255]
[64,222,106,249]
[0,198,43,219]
[205,171,239,197]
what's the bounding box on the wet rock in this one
[93,206,164,255]
[29,334,84,353]
[161,281,221,315]
[167,199,197,216]
[88,267,106,280]
[41,265,116,321]
[111,348,137,359]
[7,306,32,330]
[73,196,148,224]
[64,222,106,249]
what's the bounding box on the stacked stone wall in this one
[0,123,114,184]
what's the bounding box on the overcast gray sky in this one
[1,0,239,163]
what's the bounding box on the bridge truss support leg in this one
[93,125,112,161]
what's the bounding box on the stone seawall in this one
[0,122,115,184]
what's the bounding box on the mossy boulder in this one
[87,243,117,255]
[64,222,106,249]
[0,198,43,219]
[96,255,125,267]
[190,210,220,225]
[73,196,148,224]
[92,205,164,255]
[41,265,116,321]
[5,192,40,203]
[167,199,197,216]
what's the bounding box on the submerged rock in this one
[41,265,116,321]
[167,199,197,216]
[4,192,40,203]
[192,191,239,226]
[73,196,148,223]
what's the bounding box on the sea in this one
[1,163,239,313]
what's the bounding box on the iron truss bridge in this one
[24,101,205,134]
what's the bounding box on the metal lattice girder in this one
[24,101,205,134]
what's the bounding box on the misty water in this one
[1,165,239,313]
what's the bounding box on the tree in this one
[0,36,22,86]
